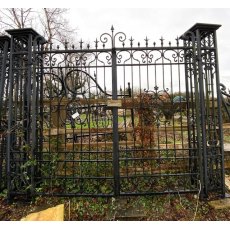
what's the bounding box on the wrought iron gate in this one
[0,23,225,200]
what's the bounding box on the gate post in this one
[6,28,45,200]
[181,23,224,198]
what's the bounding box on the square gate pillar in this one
[5,28,46,200]
[180,23,225,198]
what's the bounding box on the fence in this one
[0,23,226,200]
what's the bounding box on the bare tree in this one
[0,8,77,45]
[0,8,34,32]
[39,8,76,46]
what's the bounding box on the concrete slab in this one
[208,199,230,210]
[226,175,230,190]
[224,143,230,152]
[111,198,147,220]
[21,204,64,221]
[115,207,147,220]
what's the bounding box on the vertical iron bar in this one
[184,42,193,181]
[111,46,120,196]
[39,44,44,187]
[214,30,225,197]
[26,34,32,146]
[128,82,134,128]
[31,37,38,197]
[191,33,204,198]
[196,29,208,197]
[6,36,14,202]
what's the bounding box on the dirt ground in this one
[1,193,230,221]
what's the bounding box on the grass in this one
[64,114,126,129]
[1,194,230,221]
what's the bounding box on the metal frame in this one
[181,23,225,198]
[0,23,225,200]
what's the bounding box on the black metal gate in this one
[0,23,225,200]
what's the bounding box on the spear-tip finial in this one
[95,38,99,49]
[130,36,134,47]
[176,36,179,46]
[145,36,149,46]
[79,39,83,49]
[64,40,68,49]
[160,36,164,46]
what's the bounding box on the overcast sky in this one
[2,1,230,86]
[66,8,230,86]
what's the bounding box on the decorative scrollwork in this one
[220,83,230,121]
[74,53,88,67]
[172,49,184,63]
[100,32,111,46]
[114,31,126,47]
[100,27,127,48]
[180,31,196,44]
[43,53,57,67]
[65,69,89,95]
[201,33,214,48]
[140,52,152,64]
[220,83,230,102]
[12,36,29,52]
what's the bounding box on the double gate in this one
[0,23,226,200]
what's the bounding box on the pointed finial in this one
[79,39,83,49]
[176,36,179,46]
[160,36,164,46]
[95,38,99,49]
[130,36,134,47]
[111,25,114,32]
[64,40,68,49]
[144,36,149,47]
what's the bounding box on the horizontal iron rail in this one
[9,190,199,197]
[36,172,198,180]
[43,127,190,135]
[119,190,199,196]
[31,46,216,54]
[8,155,199,163]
